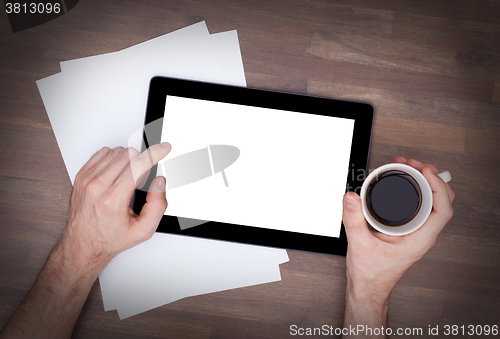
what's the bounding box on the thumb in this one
[135,176,168,239]
[342,192,371,243]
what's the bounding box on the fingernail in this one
[400,156,407,162]
[158,177,166,191]
[161,142,171,149]
[411,159,422,165]
[343,194,358,210]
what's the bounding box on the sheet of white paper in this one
[37,21,289,320]
[59,21,210,72]
[99,235,289,312]
[208,30,246,87]
[100,233,289,311]
[37,21,245,184]
[99,233,288,319]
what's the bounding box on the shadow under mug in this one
[360,163,451,236]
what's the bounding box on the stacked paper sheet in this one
[100,233,289,319]
[36,21,289,319]
[37,21,247,183]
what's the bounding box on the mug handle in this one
[437,171,451,183]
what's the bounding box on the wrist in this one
[2,228,107,339]
[346,273,393,305]
[344,277,390,335]
[346,278,390,313]
[56,219,116,273]
[51,231,110,281]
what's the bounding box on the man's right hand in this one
[341,156,454,338]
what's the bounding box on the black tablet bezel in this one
[133,76,373,256]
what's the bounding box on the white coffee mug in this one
[360,163,451,236]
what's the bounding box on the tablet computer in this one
[132,77,373,256]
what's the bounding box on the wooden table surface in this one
[1,0,499,338]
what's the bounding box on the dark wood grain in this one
[1,0,499,338]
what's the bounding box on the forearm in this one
[342,277,391,339]
[1,145,170,338]
[0,237,105,339]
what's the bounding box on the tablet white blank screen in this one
[159,96,354,238]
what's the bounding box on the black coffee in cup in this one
[366,170,422,227]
